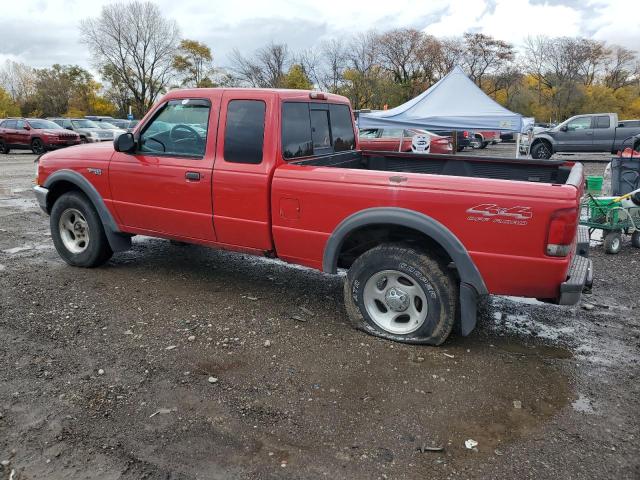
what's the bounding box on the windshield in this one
[98,122,118,129]
[28,119,61,129]
[71,119,98,129]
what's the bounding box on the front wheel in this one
[50,191,113,267]
[344,244,457,345]
[31,138,45,154]
[603,232,622,254]
[530,142,553,159]
[0,140,9,154]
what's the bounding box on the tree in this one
[80,1,180,117]
[281,64,312,89]
[0,87,20,117]
[461,33,515,89]
[173,39,215,87]
[231,43,291,88]
[0,61,36,106]
[603,45,639,90]
[319,39,347,93]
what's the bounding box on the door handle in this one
[185,171,200,181]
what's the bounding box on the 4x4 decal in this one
[466,203,532,225]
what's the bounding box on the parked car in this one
[109,119,139,131]
[529,113,640,159]
[472,130,501,149]
[48,118,114,143]
[359,128,452,154]
[33,88,591,346]
[0,118,80,154]
[95,121,127,138]
[430,129,472,151]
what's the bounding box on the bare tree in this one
[461,33,515,89]
[0,60,36,104]
[320,39,347,93]
[80,1,180,116]
[603,45,639,90]
[230,42,290,88]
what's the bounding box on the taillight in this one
[546,208,577,256]
[463,131,469,138]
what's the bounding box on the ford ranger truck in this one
[33,88,593,345]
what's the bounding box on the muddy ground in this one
[1,145,638,479]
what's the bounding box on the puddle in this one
[572,394,595,414]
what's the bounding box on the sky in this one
[0,0,637,71]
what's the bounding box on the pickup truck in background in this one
[472,130,501,149]
[529,113,640,159]
[33,88,592,346]
[0,118,81,154]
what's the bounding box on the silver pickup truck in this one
[528,113,640,159]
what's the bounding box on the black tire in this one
[480,142,489,149]
[603,232,622,254]
[530,141,553,159]
[31,138,45,155]
[0,140,9,154]
[344,244,457,345]
[631,231,640,249]
[456,146,464,152]
[50,191,113,267]
[80,137,88,144]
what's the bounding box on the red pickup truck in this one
[0,118,81,154]
[33,88,592,345]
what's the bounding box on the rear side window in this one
[224,100,266,164]
[4,120,17,129]
[282,102,355,159]
[595,116,610,129]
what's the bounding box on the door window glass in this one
[566,117,592,130]
[139,99,210,158]
[223,100,266,164]
[15,120,24,129]
[4,120,17,129]
[282,102,313,158]
[381,129,404,138]
[310,109,331,150]
[595,116,610,129]
[359,129,380,139]
[329,104,356,151]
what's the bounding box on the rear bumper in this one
[558,254,593,305]
[558,227,593,305]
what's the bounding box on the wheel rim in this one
[58,208,90,254]
[32,140,44,154]
[534,144,550,158]
[363,269,429,335]
[611,237,620,251]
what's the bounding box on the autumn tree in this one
[0,87,20,117]
[80,1,180,117]
[231,43,290,88]
[173,39,215,87]
[281,64,312,89]
[461,33,515,89]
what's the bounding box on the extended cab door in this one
[211,91,275,250]
[556,116,593,151]
[109,96,220,240]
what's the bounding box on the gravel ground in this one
[0,146,638,479]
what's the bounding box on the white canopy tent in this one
[358,66,526,154]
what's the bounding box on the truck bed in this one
[292,150,577,185]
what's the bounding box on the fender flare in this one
[322,207,487,293]
[43,169,131,252]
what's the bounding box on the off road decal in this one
[466,203,532,226]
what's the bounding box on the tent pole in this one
[515,133,521,159]
[399,130,404,152]
[452,130,457,154]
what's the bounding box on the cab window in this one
[139,99,210,158]
[223,100,266,164]
[282,102,356,160]
[595,116,610,129]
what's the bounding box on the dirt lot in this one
[1,145,639,479]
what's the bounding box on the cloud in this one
[0,0,637,73]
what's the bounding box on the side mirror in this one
[114,132,136,153]
[560,125,568,132]
[23,124,31,130]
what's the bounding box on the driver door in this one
[109,96,220,241]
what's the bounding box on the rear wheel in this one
[50,191,112,267]
[603,231,622,254]
[31,138,45,154]
[344,244,457,345]
[531,141,553,159]
[631,231,640,248]
[0,140,9,154]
